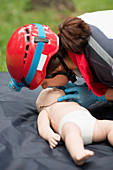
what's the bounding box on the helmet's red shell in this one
[6,24,59,90]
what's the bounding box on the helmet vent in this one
[24,52,27,58]
[24,53,27,64]
[26,36,30,42]
[26,29,29,34]
[26,45,29,51]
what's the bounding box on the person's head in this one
[36,87,65,112]
[6,17,90,91]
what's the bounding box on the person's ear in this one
[56,64,64,71]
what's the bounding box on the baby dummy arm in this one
[37,110,61,149]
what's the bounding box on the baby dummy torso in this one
[45,101,87,133]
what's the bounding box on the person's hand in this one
[58,83,106,108]
[48,132,61,149]
[58,81,77,91]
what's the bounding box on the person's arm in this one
[105,87,113,101]
[37,110,60,149]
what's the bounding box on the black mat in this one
[0,72,113,170]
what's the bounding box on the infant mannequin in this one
[36,87,113,166]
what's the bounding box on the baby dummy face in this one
[36,88,65,112]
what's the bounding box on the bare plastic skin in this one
[36,88,113,166]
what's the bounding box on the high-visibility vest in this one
[68,10,113,96]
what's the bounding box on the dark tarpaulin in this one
[0,72,113,170]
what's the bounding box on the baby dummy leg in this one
[62,122,94,166]
[93,120,113,146]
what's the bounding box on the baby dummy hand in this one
[58,83,106,108]
[48,133,61,149]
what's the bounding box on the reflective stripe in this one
[25,23,45,84]
[37,54,47,71]
[89,36,113,66]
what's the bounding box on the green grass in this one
[0,0,113,71]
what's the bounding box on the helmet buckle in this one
[9,79,22,92]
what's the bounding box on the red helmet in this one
[6,23,59,91]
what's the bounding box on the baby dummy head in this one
[36,87,65,112]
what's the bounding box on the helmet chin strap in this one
[45,53,77,83]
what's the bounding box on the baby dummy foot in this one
[74,149,94,166]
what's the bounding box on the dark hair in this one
[59,17,90,54]
[46,17,90,75]
[46,55,61,75]
[46,37,68,76]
